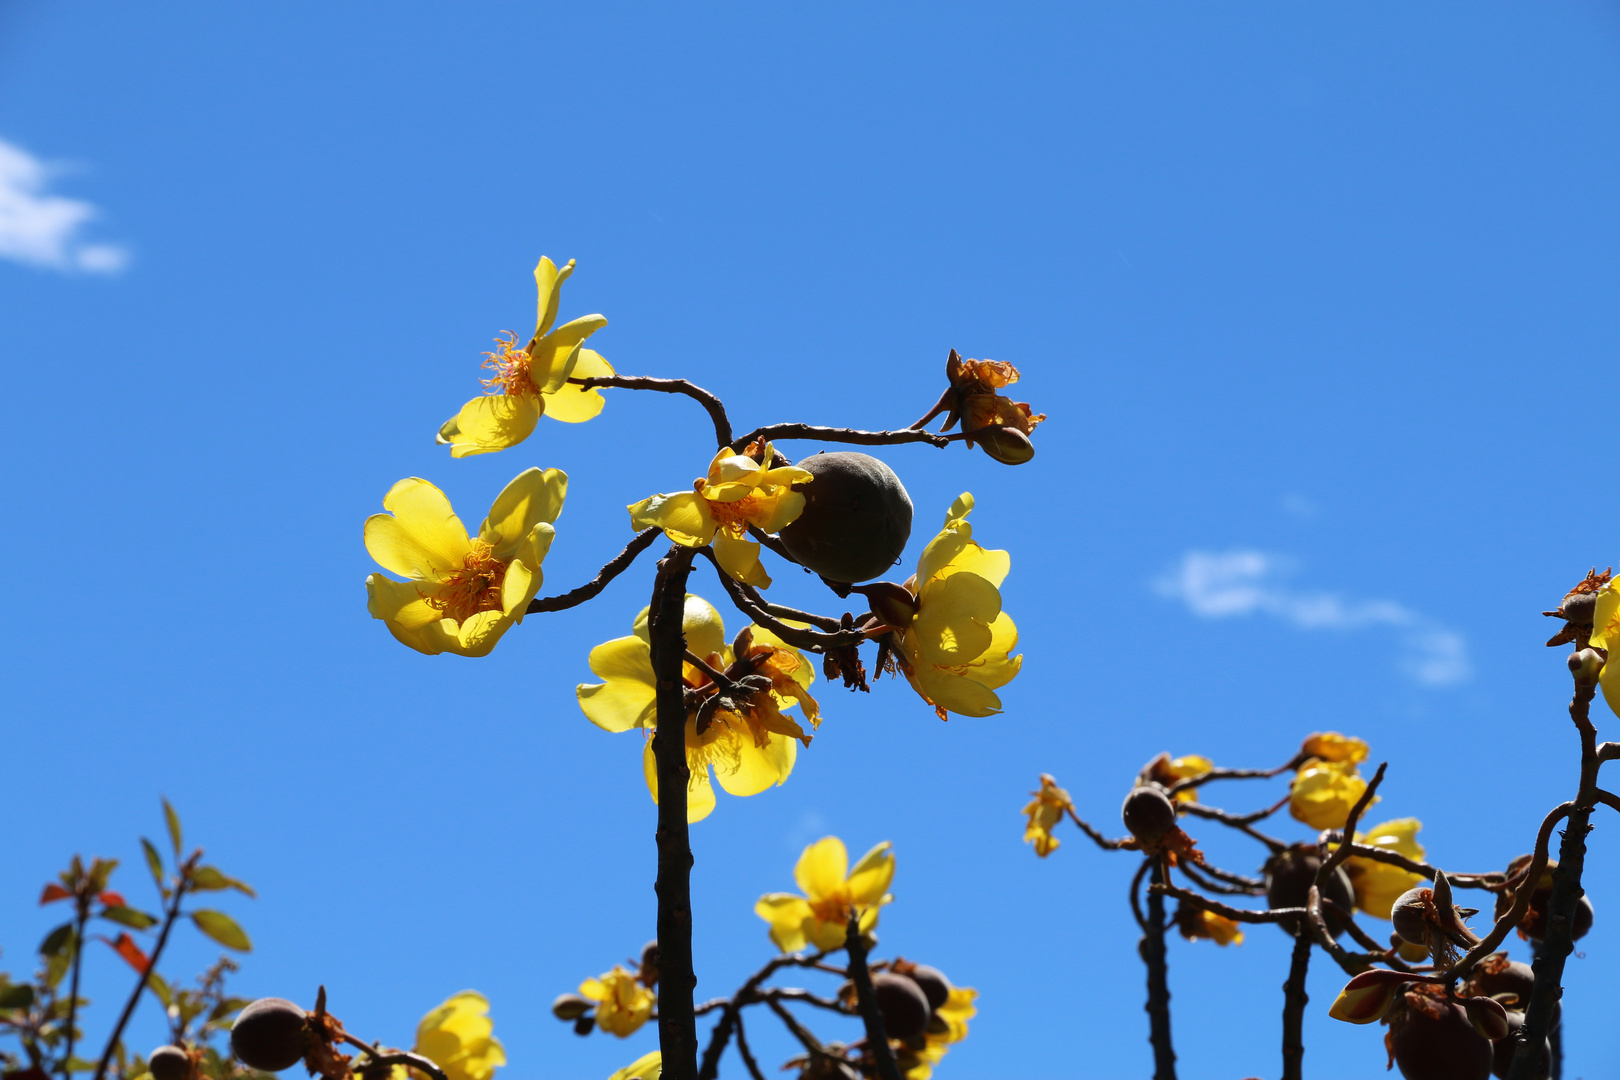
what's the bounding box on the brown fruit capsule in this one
[148,1046,191,1080]
[1121,786,1177,844]
[1263,844,1354,937]
[230,998,309,1073]
[1490,1011,1550,1080]
[778,452,913,584]
[1465,954,1534,1009]
[870,972,931,1041]
[904,964,952,1012]
[1492,857,1595,942]
[1391,886,1433,948]
[1389,991,1492,1080]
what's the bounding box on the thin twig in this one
[1594,787,1620,815]
[92,857,196,1080]
[1143,860,1177,1080]
[1280,930,1311,1080]
[1443,801,1574,984]
[527,528,661,614]
[1178,802,1286,853]
[572,375,733,447]
[1315,762,1388,886]
[698,550,864,651]
[1064,807,1128,851]
[697,952,831,1080]
[61,894,91,1078]
[732,423,949,451]
[844,913,903,1080]
[1128,857,1151,933]
[1179,862,1265,897]
[762,989,847,1013]
[1189,861,1266,891]
[1166,756,1306,797]
[763,997,824,1058]
[1151,881,1298,925]
[340,1034,449,1080]
[731,1012,767,1080]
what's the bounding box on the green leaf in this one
[0,983,34,1009]
[162,799,183,856]
[145,972,172,1009]
[188,867,256,898]
[40,922,74,959]
[140,839,165,891]
[189,911,250,952]
[100,906,159,931]
[64,1056,97,1073]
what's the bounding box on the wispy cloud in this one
[1155,550,1470,686]
[0,137,129,274]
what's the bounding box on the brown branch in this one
[60,893,91,1079]
[732,423,948,451]
[92,856,196,1080]
[1143,861,1177,1080]
[572,375,732,447]
[1189,861,1266,891]
[1151,881,1299,925]
[1178,802,1286,853]
[698,550,865,650]
[340,1034,449,1080]
[1595,787,1620,814]
[844,912,904,1080]
[1064,807,1128,851]
[1165,755,1306,797]
[763,997,824,1058]
[1128,857,1151,933]
[527,528,661,613]
[650,546,700,1080]
[1302,885,1378,976]
[697,952,836,1080]
[1323,840,1435,880]
[1315,762,1388,889]
[762,988,847,1013]
[1280,930,1311,1080]
[731,1012,767,1080]
[1178,862,1264,897]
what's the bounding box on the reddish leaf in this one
[101,933,150,974]
[98,891,127,908]
[39,884,71,905]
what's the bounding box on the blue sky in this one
[3,3,1618,1077]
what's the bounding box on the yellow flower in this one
[754,836,894,952]
[1022,774,1072,857]
[1345,818,1426,920]
[412,992,505,1080]
[627,444,811,588]
[605,1052,661,1080]
[1300,732,1370,764]
[1288,758,1375,830]
[900,987,977,1080]
[579,966,654,1038]
[437,257,612,457]
[891,494,1021,719]
[1142,753,1214,803]
[1174,903,1244,946]
[364,469,564,656]
[576,596,818,822]
[1591,580,1620,719]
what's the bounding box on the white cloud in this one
[0,138,129,274]
[1155,550,1471,686]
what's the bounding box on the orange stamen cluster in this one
[424,539,508,623]
[706,494,761,535]
[480,331,538,397]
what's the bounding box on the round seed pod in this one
[870,972,931,1041]
[148,1046,191,1080]
[1560,590,1597,626]
[778,453,913,584]
[1490,1012,1550,1080]
[1389,994,1492,1080]
[551,994,591,1022]
[1391,887,1433,948]
[1121,786,1177,845]
[1492,858,1595,942]
[1263,844,1354,937]
[639,940,660,987]
[904,964,953,1012]
[1466,955,1534,1009]
[230,998,309,1073]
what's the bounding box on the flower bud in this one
[779,452,914,584]
[230,998,309,1073]
[1569,648,1604,686]
[870,972,931,1041]
[551,994,592,1022]
[1560,589,1598,627]
[901,964,952,1012]
[639,940,660,987]
[860,581,919,630]
[1391,886,1433,948]
[1121,785,1177,844]
[1388,987,1493,1080]
[1463,995,1510,1042]
[147,1047,191,1080]
[573,1015,596,1037]
[972,426,1035,466]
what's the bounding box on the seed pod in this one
[639,940,660,988]
[1560,590,1598,627]
[870,972,931,1041]
[551,994,591,1022]
[230,998,309,1073]
[1465,954,1534,1010]
[1122,786,1177,845]
[903,964,953,1012]
[1391,886,1433,948]
[1490,1011,1550,1080]
[1389,990,1493,1080]
[1492,857,1595,942]
[972,426,1035,466]
[778,453,913,584]
[1263,844,1355,937]
[148,1046,191,1080]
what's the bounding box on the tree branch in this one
[844,913,903,1080]
[698,550,865,651]
[1280,930,1311,1080]
[1144,861,1177,1080]
[92,857,196,1080]
[1165,755,1307,797]
[732,423,948,451]
[572,375,732,447]
[527,528,662,613]
[1178,802,1286,853]
[1063,807,1128,850]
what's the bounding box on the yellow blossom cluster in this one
[755,836,894,952]
[1022,774,1073,857]
[409,993,505,1080]
[1288,732,1375,830]
[579,966,655,1038]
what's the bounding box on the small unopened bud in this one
[973,426,1035,466]
[1561,590,1598,627]
[551,994,591,1022]
[639,940,660,987]
[1391,887,1432,948]
[1121,785,1177,843]
[148,1047,191,1080]
[572,1015,596,1037]
[1569,648,1604,687]
[861,581,919,629]
[1462,994,1509,1041]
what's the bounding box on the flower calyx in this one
[1390,873,1480,967]
[912,349,1045,466]
[1119,784,1202,865]
[1543,566,1611,647]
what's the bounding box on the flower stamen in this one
[480,332,538,397]
[424,538,509,622]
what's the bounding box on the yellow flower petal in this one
[1602,652,1620,721]
[711,726,796,797]
[751,488,807,534]
[364,478,472,579]
[794,837,850,899]
[845,841,895,905]
[577,637,657,732]
[714,533,771,588]
[532,316,609,392]
[532,256,572,339]
[1591,581,1620,651]
[753,894,815,953]
[630,594,728,660]
[478,467,567,556]
[453,609,512,658]
[914,663,1004,717]
[605,1050,661,1080]
[438,393,544,458]
[544,348,613,423]
[366,574,444,631]
[629,491,716,547]
[643,739,717,822]
[913,571,1000,667]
